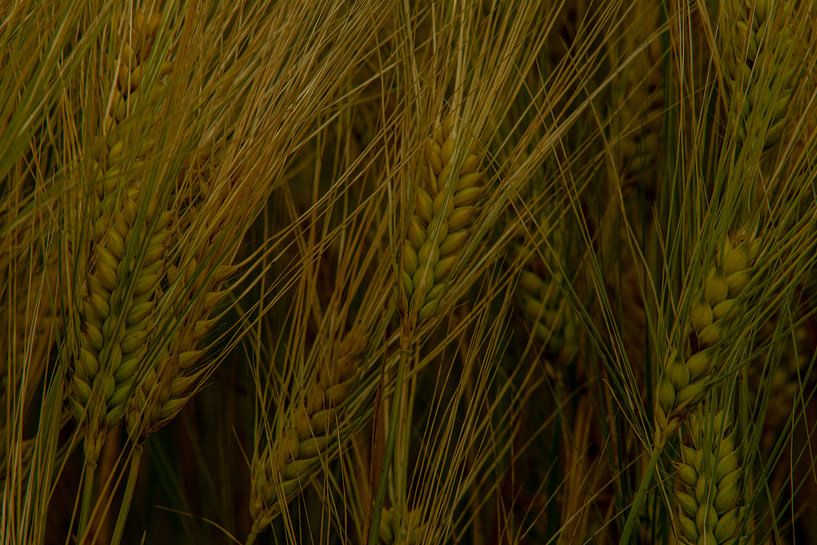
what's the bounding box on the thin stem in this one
[366,326,410,545]
[245,531,258,545]
[394,337,414,530]
[110,444,143,545]
[78,458,97,541]
[618,440,662,545]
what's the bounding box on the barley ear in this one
[673,410,745,545]
[513,215,578,366]
[125,260,235,440]
[67,9,170,463]
[719,0,797,151]
[400,114,484,327]
[655,229,758,443]
[753,319,813,450]
[379,507,425,544]
[249,329,364,530]
[614,0,664,194]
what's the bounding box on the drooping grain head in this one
[655,229,759,444]
[1,266,60,485]
[379,507,425,544]
[400,114,484,327]
[249,329,364,531]
[613,0,664,196]
[2,265,61,421]
[673,410,745,545]
[719,0,797,152]
[66,9,172,463]
[125,254,234,440]
[752,318,814,451]
[512,215,578,366]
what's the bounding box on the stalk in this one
[618,441,662,545]
[393,334,417,536]
[78,460,97,541]
[367,331,410,545]
[110,445,143,545]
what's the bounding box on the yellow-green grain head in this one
[674,411,745,545]
[400,114,484,326]
[656,230,759,441]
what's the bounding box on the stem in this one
[110,444,143,545]
[394,339,414,530]
[245,531,258,545]
[78,458,97,541]
[366,328,410,545]
[618,441,662,545]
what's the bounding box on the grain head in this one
[655,229,759,443]
[400,114,484,328]
[66,8,172,463]
[674,410,745,545]
[249,328,365,531]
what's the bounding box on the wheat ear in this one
[674,410,745,545]
[400,114,484,326]
[513,215,578,365]
[379,507,425,544]
[655,229,759,444]
[720,0,796,151]
[125,250,234,440]
[249,329,364,532]
[67,10,170,464]
[1,265,60,483]
[3,264,61,415]
[615,0,664,194]
[755,319,813,450]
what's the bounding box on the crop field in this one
[2,1,816,544]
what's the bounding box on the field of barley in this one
[2,1,817,544]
